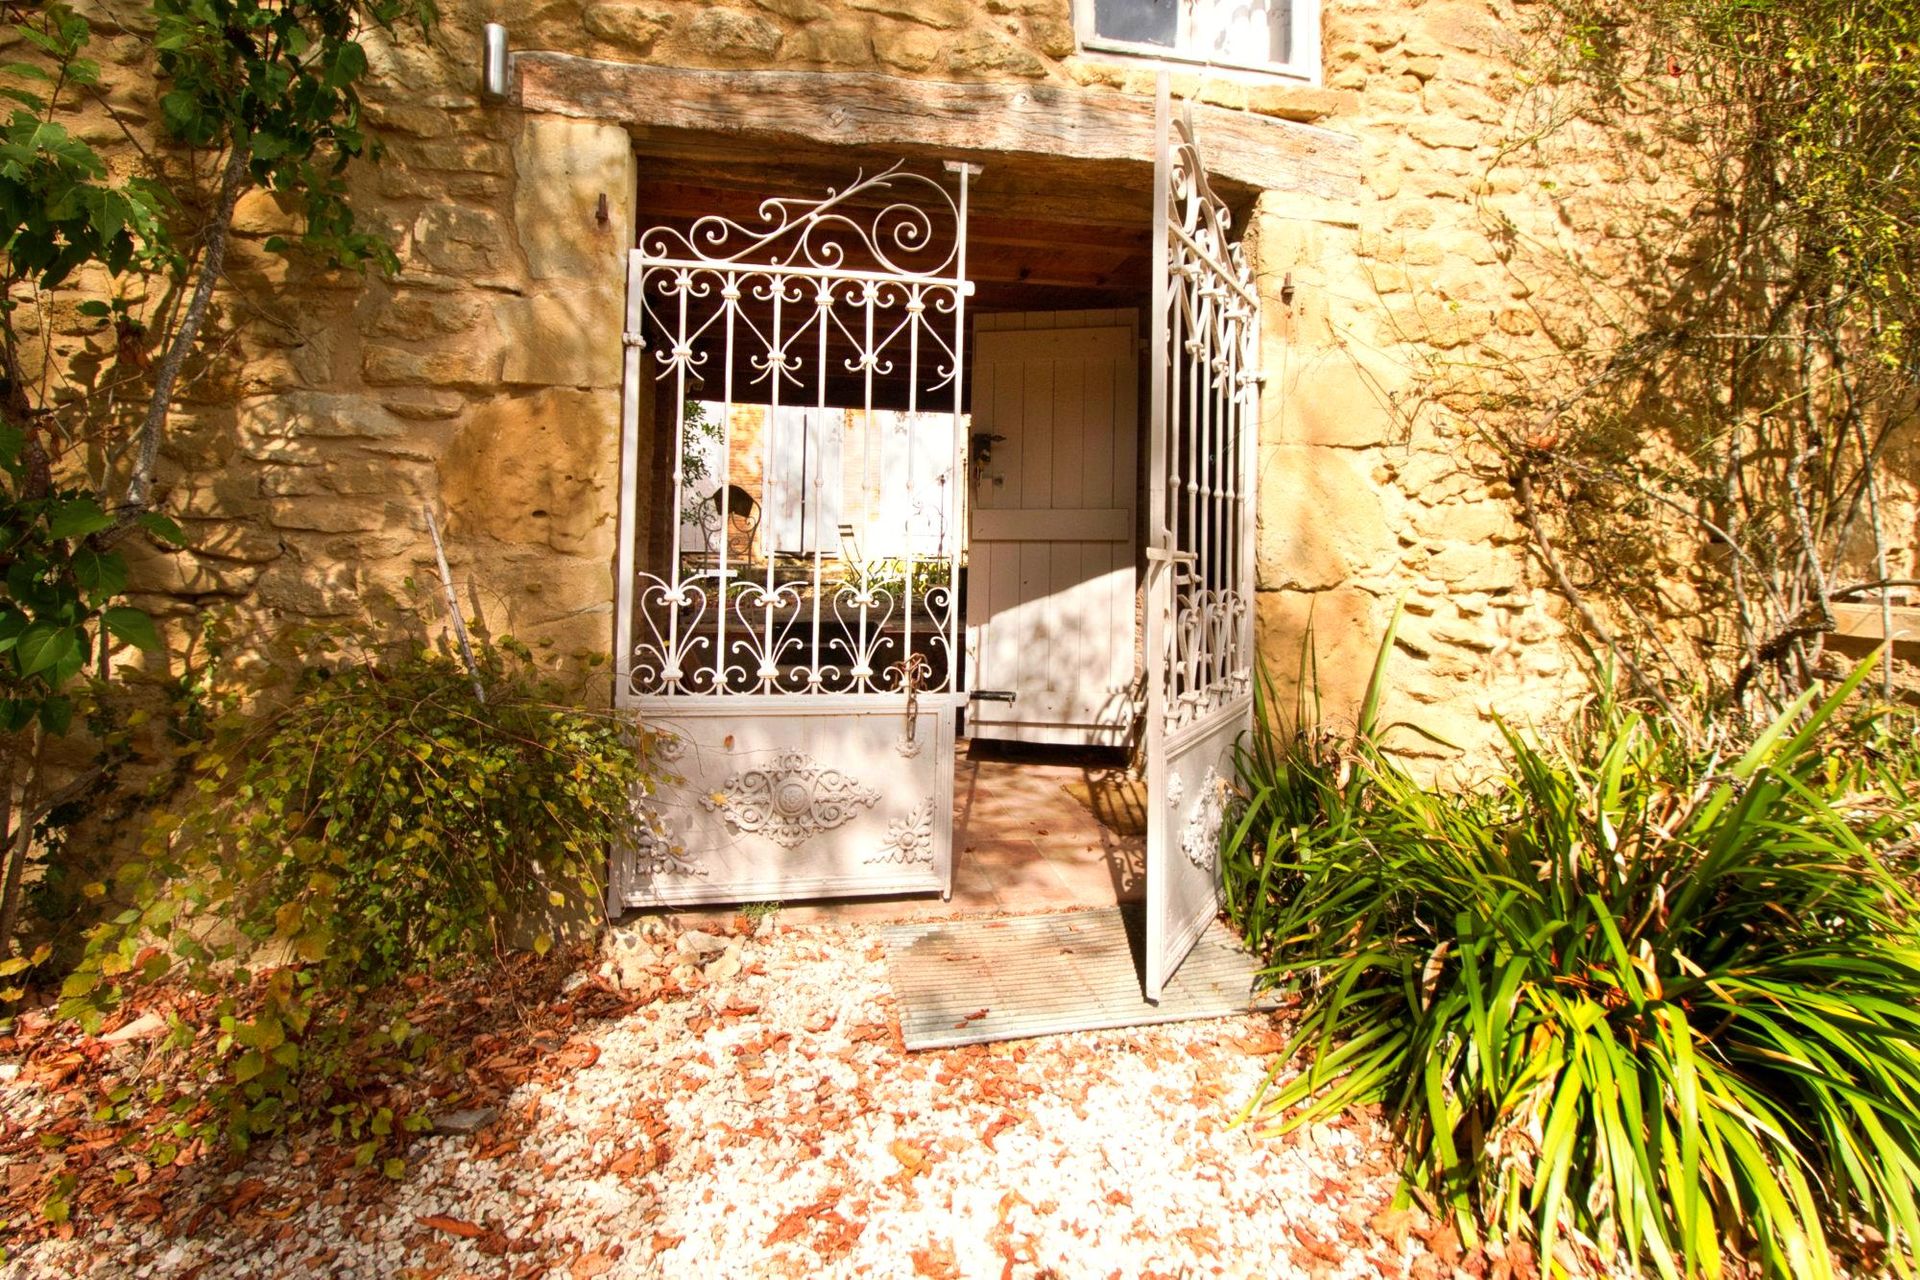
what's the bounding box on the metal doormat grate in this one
[880,906,1280,1051]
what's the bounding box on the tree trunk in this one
[0,728,41,961]
[122,142,252,515]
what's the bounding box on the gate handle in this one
[970,690,1017,703]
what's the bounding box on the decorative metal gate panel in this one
[611,164,974,908]
[1143,81,1261,999]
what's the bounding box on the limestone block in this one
[1244,85,1354,123]
[943,30,1048,78]
[847,0,968,29]
[89,0,159,35]
[122,542,270,598]
[1255,445,1394,591]
[1407,118,1483,151]
[1410,500,1517,546]
[381,390,467,420]
[678,7,783,61]
[779,23,873,66]
[258,459,420,499]
[1272,347,1405,449]
[1402,55,1442,82]
[364,290,488,340]
[877,29,943,71]
[1425,541,1523,592]
[584,2,674,52]
[1406,7,1502,57]
[377,166,506,203]
[439,389,618,557]
[514,117,635,284]
[236,394,408,469]
[363,340,502,390]
[1026,17,1076,59]
[364,103,458,139]
[231,190,302,237]
[254,558,370,616]
[387,139,509,175]
[263,498,390,534]
[178,520,287,566]
[495,287,624,389]
[410,205,510,277]
[755,0,830,19]
[359,19,479,106]
[1253,587,1384,728]
[493,550,617,661]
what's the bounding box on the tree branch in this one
[1514,463,1682,723]
[121,141,251,517]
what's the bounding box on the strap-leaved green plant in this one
[1227,640,1920,1278]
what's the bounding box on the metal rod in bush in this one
[423,503,486,704]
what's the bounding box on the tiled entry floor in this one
[675,745,1147,928]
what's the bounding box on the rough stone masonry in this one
[23,0,1845,761]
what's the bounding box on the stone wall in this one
[30,0,1902,762]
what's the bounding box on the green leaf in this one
[137,512,187,547]
[38,695,72,737]
[71,546,127,597]
[102,607,160,651]
[16,622,78,678]
[47,498,112,541]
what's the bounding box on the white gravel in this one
[3,921,1423,1279]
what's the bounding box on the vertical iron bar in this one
[667,270,690,692]
[948,162,976,695]
[858,281,877,690]
[716,273,737,693]
[763,273,783,692]
[904,285,920,691]
[615,251,643,701]
[811,281,829,689]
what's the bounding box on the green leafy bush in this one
[57,635,648,1156]
[1227,638,1920,1279]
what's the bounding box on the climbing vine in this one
[1462,0,1920,714]
[0,0,434,972]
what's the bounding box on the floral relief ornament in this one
[867,796,937,865]
[702,750,881,848]
[1179,767,1232,873]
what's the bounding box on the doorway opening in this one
[611,107,1262,1000]
[617,138,1164,915]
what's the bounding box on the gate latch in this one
[893,654,933,756]
[969,690,1017,703]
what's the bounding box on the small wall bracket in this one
[481,23,510,101]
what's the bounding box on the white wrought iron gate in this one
[1144,82,1261,999]
[611,164,975,908]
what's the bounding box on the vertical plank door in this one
[966,312,1139,748]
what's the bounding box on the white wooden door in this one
[966,313,1139,747]
[1144,82,1260,999]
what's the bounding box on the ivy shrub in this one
[1226,628,1920,1279]
[56,634,650,1158]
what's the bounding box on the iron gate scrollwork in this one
[1158,114,1259,729]
[612,162,974,909]
[1144,78,1262,998]
[620,165,970,701]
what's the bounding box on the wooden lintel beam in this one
[512,54,1360,204]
